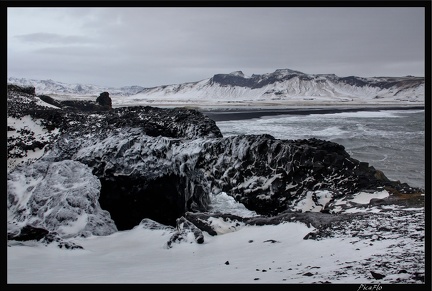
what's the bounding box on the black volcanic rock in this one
[96,91,112,109]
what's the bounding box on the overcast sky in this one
[7,6,426,88]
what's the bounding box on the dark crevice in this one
[98,174,187,230]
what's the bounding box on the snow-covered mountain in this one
[7,77,145,97]
[124,69,424,105]
[8,69,425,106]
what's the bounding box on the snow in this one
[229,71,246,77]
[350,190,389,204]
[7,115,60,172]
[294,190,333,212]
[209,192,258,217]
[7,200,425,284]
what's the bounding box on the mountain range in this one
[7,77,145,97]
[8,69,425,105]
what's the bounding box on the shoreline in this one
[200,105,425,121]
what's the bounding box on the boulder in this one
[96,91,112,109]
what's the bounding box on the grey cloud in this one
[7,7,426,87]
[15,32,94,45]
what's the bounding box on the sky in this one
[7,6,426,88]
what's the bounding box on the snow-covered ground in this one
[7,190,426,284]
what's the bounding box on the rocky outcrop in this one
[7,84,424,242]
[7,84,222,172]
[40,119,420,230]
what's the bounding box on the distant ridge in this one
[130,69,424,104]
[8,69,424,104]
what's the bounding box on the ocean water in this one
[216,109,425,189]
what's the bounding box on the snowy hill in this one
[7,77,145,97]
[123,69,424,106]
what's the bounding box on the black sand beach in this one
[201,105,424,121]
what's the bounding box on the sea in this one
[212,108,426,190]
